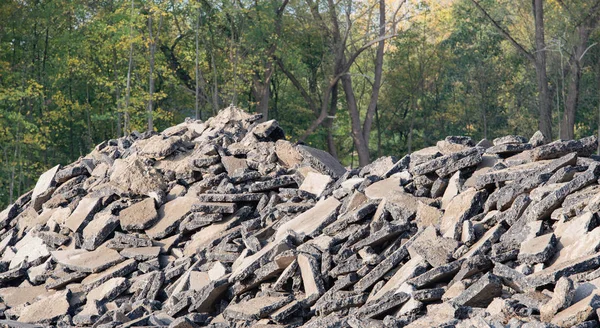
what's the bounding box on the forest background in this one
[1,0,600,208]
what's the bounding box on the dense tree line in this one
[1,0,600,207]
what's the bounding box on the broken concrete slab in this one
[274,140,303,168]
[120,246,161,261]
[17,290,70,324]
[119,198,158,231]
[532,136,597,161]
[521,163,600,222]
[540,276,575,322]
[527,253,600,289]
[275,197,340,240]
[146,197,201,239]
[551,293,600,327]
[9,236,49,270]
[196,193,264,202]
[223,296,291,320]
[451,273,502,307]
[369,255,428,302]
[408,226,459,267]
[551,226,600,267]
[439,187,486,239]
[30,164,60,211]
[410,148,479,176]
[299,172,332,197]
[0,285,53,308]
[191,202,238,214]
[109,156,167,195]
[358,291,409,319]
[297,145,347,179]
[64,196,102,233]
[51,247,125,273]
[519,233,557,265]
[82,211,119,250]
[298,253,325,303]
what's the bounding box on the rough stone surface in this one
[452,273,503,307]
[64,196,102,232]
[119,198,158,230]
[17,291,70,324]
[51,247,124,273]
[5,107,600,327]
[299,172,332,197]
[540,276,575,322]
[146,197,201,239]
[30,164,60,210]
[519,233,557,265]
[552,293,600,327]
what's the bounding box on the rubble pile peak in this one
[2,106,600,327]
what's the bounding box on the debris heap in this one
[3,107,600,327]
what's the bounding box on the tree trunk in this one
[195,7,201,120]
[561,61,580,140]
[361,0,386,146]
[147,13,155,132]
[408,115,414,154]
[470,0,552,141]
[253,66,272,122]
[375,105,382,158]
[112,47,122,137]
[560,19,598,139]
[257,76,270,121]
[533,0,552,141]
[341,73,370,167]
[210,50,219,115]
[325,81,338,159]
[124,0,135,136]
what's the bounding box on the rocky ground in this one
[2,107,600,327]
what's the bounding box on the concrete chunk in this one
[358,291,409,319]
[451,273,502,307]
[369,255,428,302]
[519,233,557,265]
[64,196,102,232]
[82,212,119,250]
[17,290,70,324]
[51,247,125,273]
[223,296,291,320]
[408,226,459,267]
[439,188,485,239]
[275,197,340,240]
[30,164,60,210]
[196,193,263,202]
[9,236,49,270]
[119,198,158,230]
[551,293,600,327]
[300,172,332,197]
[298,253,325,302]
[540,277,575,322]
[532,136,597,161]
[146,197,200,239]
[120,246,161,261]
[297,145,347,178]
[191,202,238,214]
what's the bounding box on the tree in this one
[469,0,552,141]
[555,0,600,139]
[278,0,404,165]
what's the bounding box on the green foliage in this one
[1,0,600,208]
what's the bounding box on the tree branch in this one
[469,0,535,63]
[340,33,398,76]
[275,57,318,113]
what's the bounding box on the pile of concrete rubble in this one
[3,107,600,328]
